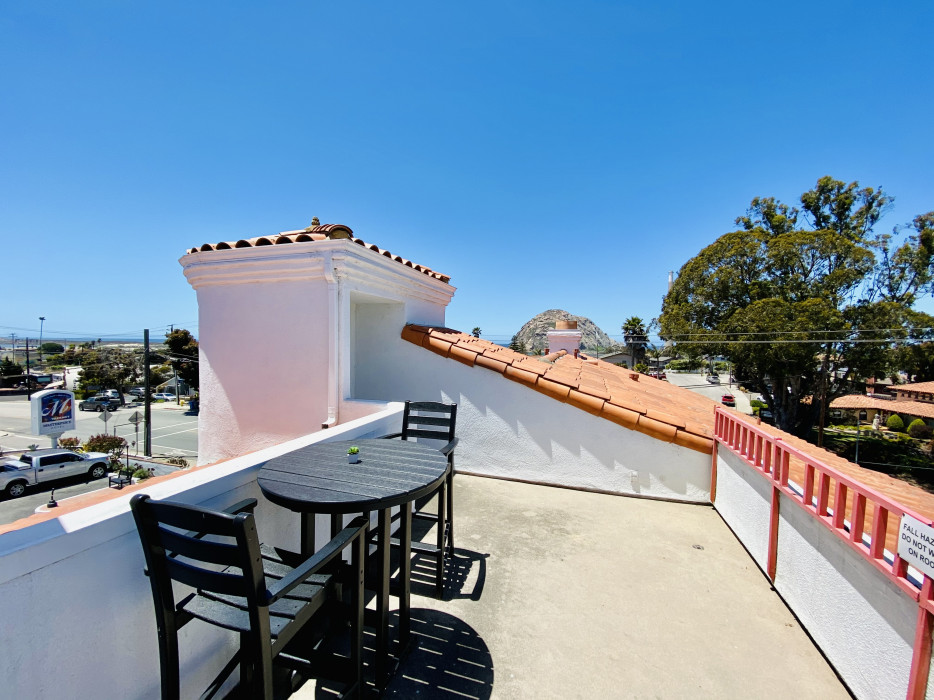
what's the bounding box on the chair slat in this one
[165,558,247,596]
[407,401,454,413]
[157,526,241,567]
[146,500,239,536]
[405,428,452,441]
[405,415,452,427]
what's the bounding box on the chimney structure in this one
[180,223,455,465]
[546,320,582,357]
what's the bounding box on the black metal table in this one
[257,438,450,689]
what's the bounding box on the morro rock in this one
[514,310,619,354]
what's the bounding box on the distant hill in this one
[514,309,620,354]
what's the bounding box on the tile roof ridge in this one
[186,225,451,284]
[402,324,716,454]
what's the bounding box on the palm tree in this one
[471,327,482,338]
[622,317,648,369]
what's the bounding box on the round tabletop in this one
[257,438,450,515]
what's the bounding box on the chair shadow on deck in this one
[313,608,494,699]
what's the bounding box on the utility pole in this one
[25,339,32,399]
[10,333,15,365]
[169,324,180,405]
[144,329,152,456]
[38,316,45,362]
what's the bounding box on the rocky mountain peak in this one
[514,309,620,354]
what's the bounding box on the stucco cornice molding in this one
[181,240,456,305]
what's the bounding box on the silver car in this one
[1,448,110,498]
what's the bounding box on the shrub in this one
[886,414,905,432]
[58,437,81,450]
[166,456,189,467]
[750,399,766,410]
[132,467,153,481]
[908,419,933,439]
[634,362,649,373]
[84,433,128,456]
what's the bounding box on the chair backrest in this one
[401,401,457,445]
[131,494,268,617]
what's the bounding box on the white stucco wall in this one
[0,406,402,700]
[354,340,712,501]
[713,444,921,700]
[713,446,772,569]
[196,279,330,464]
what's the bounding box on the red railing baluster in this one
[832,482,848,530]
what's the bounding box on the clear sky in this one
[3,1,932,346]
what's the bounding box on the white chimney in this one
[546,320,582,356]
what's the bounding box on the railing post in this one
[908,578,934,700]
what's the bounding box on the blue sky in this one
[3,1,932,346]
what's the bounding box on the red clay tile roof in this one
[402,325,717,454]
[186,223,451,284]
[831,394,934,421]
[896,381,934,393]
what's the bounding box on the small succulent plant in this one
[347,446,360,455]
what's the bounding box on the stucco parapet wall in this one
[401,324,716,454]
[180,238,456,304]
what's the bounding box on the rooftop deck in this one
[298,475,850,699]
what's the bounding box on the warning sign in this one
[898,514,934,579]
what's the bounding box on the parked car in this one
[100,389,126,405]
[759,409,774,424]
[153,393,176,402]
[721,393,735,407]
[79,395,121,412]
[129,387,147,397]
[0,449,110,498]
[706,374,720,384]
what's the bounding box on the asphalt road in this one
[0,394,198,458]
[665,372,755,414]
[0,395,197,525]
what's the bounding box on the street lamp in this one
[38,317,45,362]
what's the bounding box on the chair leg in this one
[435,480,447,597]
[446,467,454,555]
[157,622,181,700]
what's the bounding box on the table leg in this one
[300,512,315,557]
[400,502,412,648]
[330,512,342,539]
[375,507,391,690]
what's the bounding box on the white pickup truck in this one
[0,448,110,498]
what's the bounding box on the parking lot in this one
[0,395,198,525]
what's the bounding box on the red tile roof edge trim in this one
[402,324,714,454]
[186,224,451,284]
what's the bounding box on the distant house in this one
[893,380,934,404]
[156,377,191,396]
[831,394,934,427]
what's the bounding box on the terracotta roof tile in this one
[895,381,934,394]
[831,395,934,421]
[186,223,451,284]
[402,325,716,454]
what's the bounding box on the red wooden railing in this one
[712,408,934,699]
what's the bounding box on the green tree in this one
[164,329,199,391]
[40,342,64,354]
[471,327,482,338]
[509,334,527,354]
[660,176,934,437]
[0,357,22,376]
[622,317,648,369]
[77,347,141,395]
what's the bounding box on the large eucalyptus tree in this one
[660,176,934,437]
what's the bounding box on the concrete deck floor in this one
[299,474,851,699]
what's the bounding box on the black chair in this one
[109,463,133,489]
[383,401,458,596]
[130,494,366,700]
